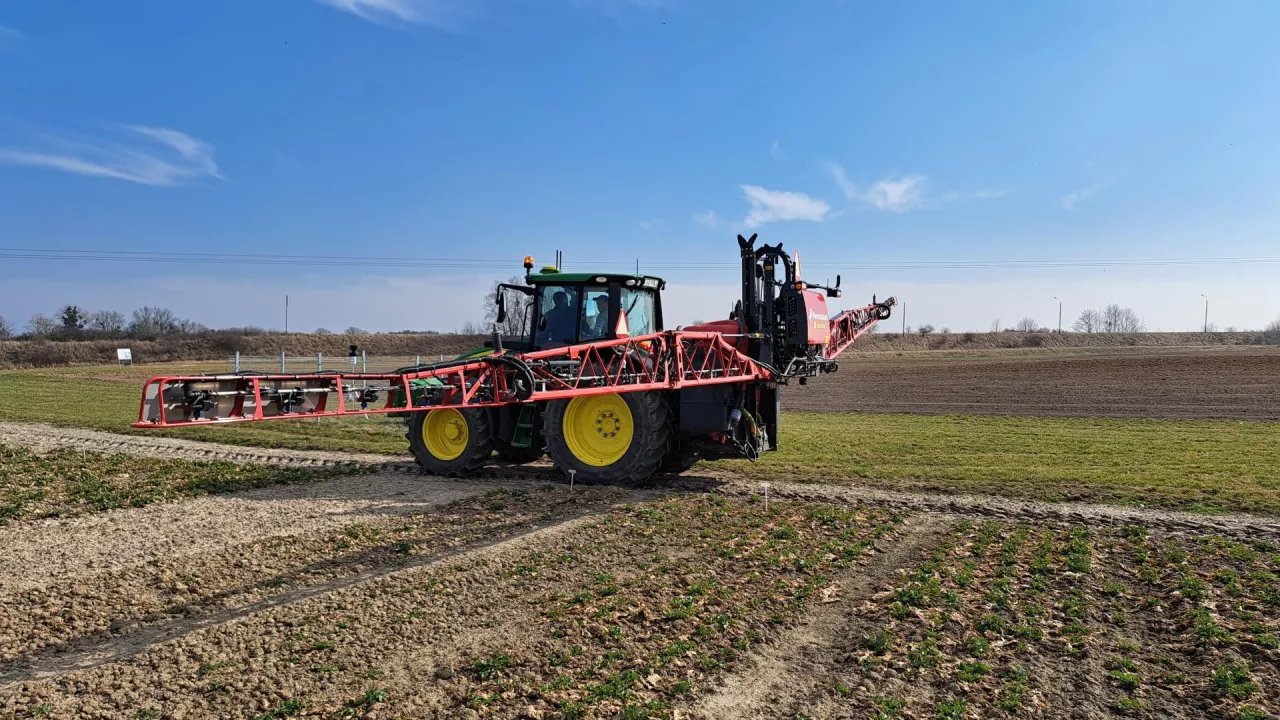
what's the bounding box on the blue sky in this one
[1,0,1279,332]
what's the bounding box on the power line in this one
[1,247,1278,272]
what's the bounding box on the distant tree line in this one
[0,307,469,341]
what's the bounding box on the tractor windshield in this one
[620,288,656,335]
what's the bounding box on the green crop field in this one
[2,364,1278,515]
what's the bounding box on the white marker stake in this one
[568,469,576,493]
[762,482,771,512]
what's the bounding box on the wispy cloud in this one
[313,0,467,28]
[638,218,664,231]
[825,162,931,212]
[770,139,786,161]
[942,188,1007,202]
[862,175,927,212]
[0,25,25,49]
[0,125,223,186]
[740,185,830,228]
[693,210,721,228]
[1062,182,1103,210]
[824,162,858,200]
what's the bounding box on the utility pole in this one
[901,302,906,336]
[285,295,289,334]
[1054,296,1062,333]
[1201,294,1208,333]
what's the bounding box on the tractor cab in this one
[498,263,666,350]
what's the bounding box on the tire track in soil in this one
[685,515,950,719]
[0,489,653,690]
[7,421,1280,541]
[677,478,1280,542]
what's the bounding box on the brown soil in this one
[789,347,1280,420]
[4,428,1280,718]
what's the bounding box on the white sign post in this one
[116,348,133,365]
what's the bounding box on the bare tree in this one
[1014,317,1038,332]
[918,324,935,335]
[483,276,528,336]
[459,320,483,335]
[129,306,180,335]
[177,319,208,334]
[315,327,333,335]
[989,318,1001,333]
[1256,317,1280,345]
[939,327,951,334]
[59,305,87,330]
[0,315,10,339]
[1102,304,1145,333]
[1072,308,1102,333]
[87,310,126,333]
[27,314,59,337]
[344,326,366,335]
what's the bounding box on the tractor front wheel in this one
[406,408,492,476]
[544,391,670,485]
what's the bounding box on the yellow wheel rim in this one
[563,394,633,467]
[423,409,469,461]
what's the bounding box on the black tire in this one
[660,442,699,474]
[543,391,671,485]
[405,408,492,477]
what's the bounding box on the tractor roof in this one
[526,270,666,290]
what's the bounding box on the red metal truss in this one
[824,299,895,360]
[133,331,774,428]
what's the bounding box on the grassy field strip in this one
[3,367,1279,515]
[0,444,350,526]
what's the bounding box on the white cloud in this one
[0,125,223,186]
[740,185,830,228]
[942,188,1007,202]
[770,140,785,161]
[824,162,858,200]
[693,210,721,229]
[862,175,927,212]
[1062,183,1103,210]
[314,0,466,28]
[638,218,664,231]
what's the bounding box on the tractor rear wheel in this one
[406,408,492,477]
[543,391,670,485]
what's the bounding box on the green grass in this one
[752,412,1280,515]
[0,443,347,523]
[3,365,1279,515]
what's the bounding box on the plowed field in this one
[789,348,1280,420]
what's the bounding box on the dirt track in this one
[4,425,1280,718]
[789,347,1280,420]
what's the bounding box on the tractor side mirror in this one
[496,291,507,324]
[835,274,841,288]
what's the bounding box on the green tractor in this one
[403,261,680,484]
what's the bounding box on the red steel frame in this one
[133,330,777,428]
[134,301,886,429]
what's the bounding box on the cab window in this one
[581,285,610,340]
[620,288,656,335]
[537,285,578,346]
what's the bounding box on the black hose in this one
[483,355,536,401]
